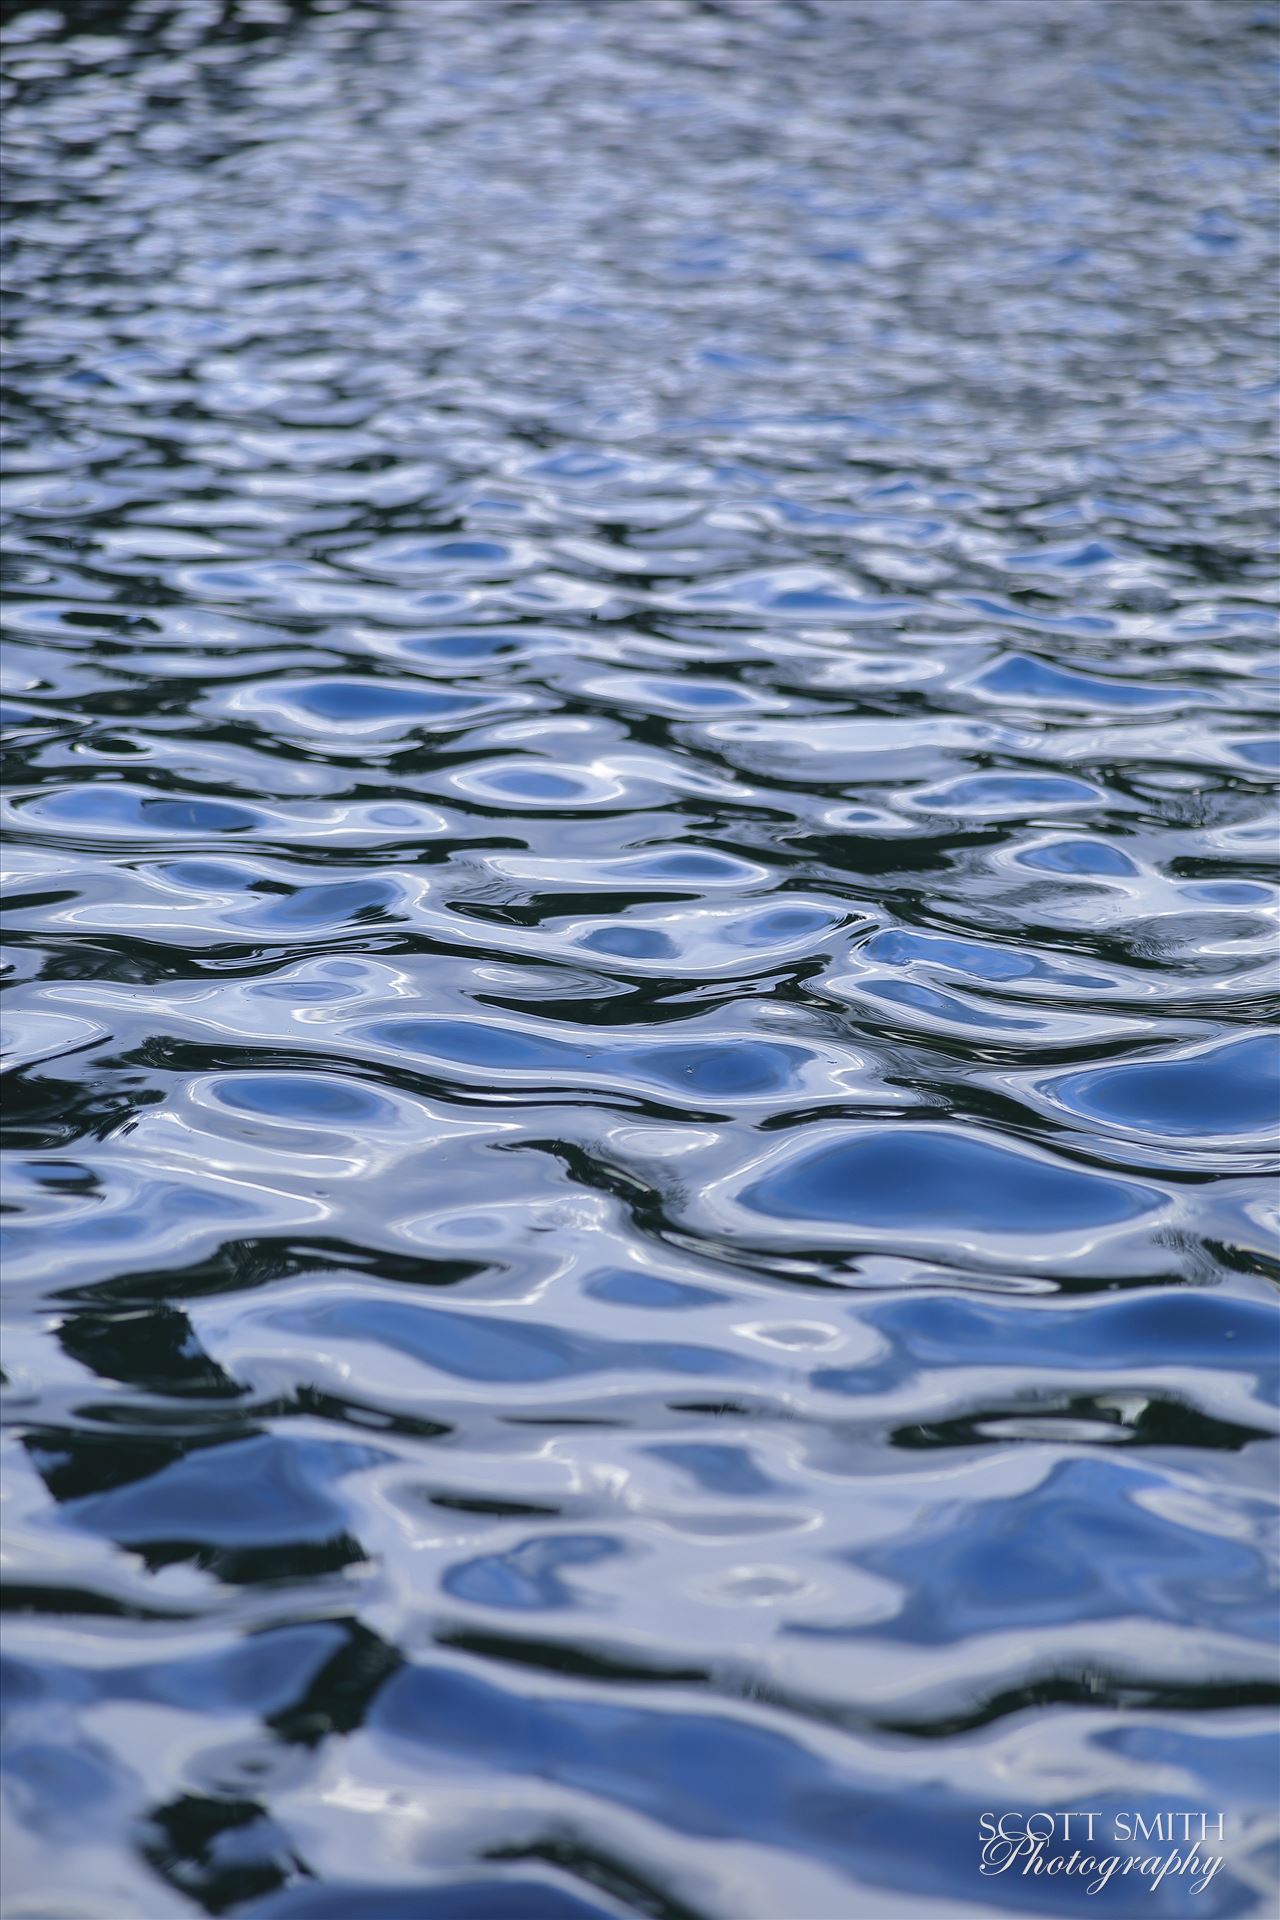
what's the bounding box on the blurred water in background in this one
[1,1,1279,1915]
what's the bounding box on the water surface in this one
[2,2,1278,1916]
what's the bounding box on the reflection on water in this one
[2,1,1277,1915]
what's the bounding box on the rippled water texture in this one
[2,2,1279,1915]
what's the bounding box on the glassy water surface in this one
[2,2,1278,1915]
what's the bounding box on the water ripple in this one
[2,2,1277,1916]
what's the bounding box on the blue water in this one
[2,2,1278,1916]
